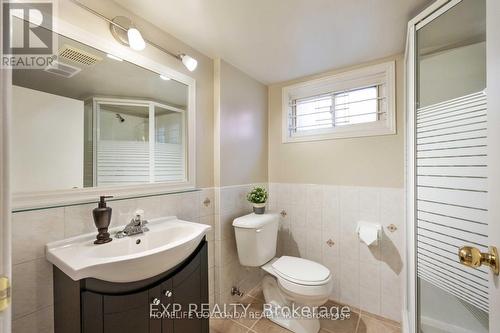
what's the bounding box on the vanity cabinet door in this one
[172,265,201,332]
[82,288,158,333]
[149,284,163,333]
[75,241,208,333]
[82,291,103,333]
[103,290,150,333]
[161,241,208,333]
[170,241,208,333]
[161,279,174,333]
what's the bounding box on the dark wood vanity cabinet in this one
[53,239,209,333]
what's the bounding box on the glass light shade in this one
[180,54,198,71]
[127,28,146,51]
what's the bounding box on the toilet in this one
[233,213,333,333]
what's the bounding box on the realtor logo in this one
[2,1,56,68]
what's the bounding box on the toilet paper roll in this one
[356,221,381,246]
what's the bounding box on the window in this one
[283,61,396,142]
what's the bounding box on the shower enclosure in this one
[405,0,500,332]
[84,97,186,187]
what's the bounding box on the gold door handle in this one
[458,246,499,275]
[0,276,10,312]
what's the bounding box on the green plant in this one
[246,187,268,204]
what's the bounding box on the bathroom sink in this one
[46,217,211,283]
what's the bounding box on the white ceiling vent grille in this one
[58,45,102,66]
[44,60,82,78]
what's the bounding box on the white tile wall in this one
[269,183,404,322]
[11,182,403,332]
[11,189,215,333]
[213,184,266,305]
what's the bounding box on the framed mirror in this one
[11,14,196,210]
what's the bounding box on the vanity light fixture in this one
[106,54,123,61]
[126,27,146,51]
[179,54,198,72]
[70,1,198,71]
[159,75,171,81]
[109,16,146,51]
[109,16,197,70]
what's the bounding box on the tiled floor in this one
[210,286,401,333]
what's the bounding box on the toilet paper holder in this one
[356,222,382,246]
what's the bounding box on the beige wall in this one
[268,55,405,188]
[214,59,268,186]
[212,59,268,305]
[67,0,214,188]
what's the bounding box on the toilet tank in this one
[232,213,279,267]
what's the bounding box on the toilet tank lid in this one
[232,213,279,229]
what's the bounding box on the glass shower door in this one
[96,102,151,186]
[415,1,488,332]
[154,104,185,182]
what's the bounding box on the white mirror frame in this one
[12,12,196,211]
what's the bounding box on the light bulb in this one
[160,75,171,81]
[180,54,198,71]
[127,28,145,51]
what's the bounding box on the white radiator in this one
[416,91,488,313]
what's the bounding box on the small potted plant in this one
[247,187,268,214]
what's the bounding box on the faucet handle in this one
[134,209,145,220]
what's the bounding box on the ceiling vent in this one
[44,60,82,78]
[58,45,102,66]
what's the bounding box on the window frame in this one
[282,61,396,143]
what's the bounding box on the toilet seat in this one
[272,256,331,286]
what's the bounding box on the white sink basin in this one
[46,216,211,283]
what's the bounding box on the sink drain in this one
[136,239,141,245]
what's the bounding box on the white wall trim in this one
[11,2,197,210]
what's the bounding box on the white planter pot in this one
[253,203,266,214]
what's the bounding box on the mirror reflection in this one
[12,32,188,193]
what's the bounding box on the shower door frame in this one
[405,0,470,332]
[405,0,500,332]
[91,97,186,187]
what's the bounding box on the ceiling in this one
[115,0,433,84]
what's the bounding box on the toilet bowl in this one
[233,213,333,333]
